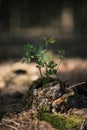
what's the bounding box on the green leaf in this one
[43,37,55,45]
[46,69,55,77]
[58,49,65,60]
[23,43,35,63]
[47,61,57,68]
[35,44,49,67]
[49,37,55,44]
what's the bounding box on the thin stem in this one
[54,71,60,81]
[38,66,43,78]
[56,59,62,72]
[45,43,48,51]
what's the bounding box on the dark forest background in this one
[0,0,87,61]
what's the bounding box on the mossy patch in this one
[37,109,83,130]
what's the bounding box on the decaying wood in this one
[52,91,74,107]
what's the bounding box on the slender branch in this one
[67,82,86,91]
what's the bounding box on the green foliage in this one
[23,37,65,85]
[23,44,34,63]
[46,60,57,77]
[58,49,65,60]
[43,37,55,45]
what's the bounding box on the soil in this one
[0,58,87,130]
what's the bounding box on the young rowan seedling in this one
[23,37,65,86]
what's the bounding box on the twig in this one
[2,118,20,126]
[67,82,86,91]
[35,118,39,130]
[80,118,87,130]
[2,118,22,130]
[0,123,19,130]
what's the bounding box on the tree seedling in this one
[23,37,65,86]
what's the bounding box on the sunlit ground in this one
[0,58,87,95]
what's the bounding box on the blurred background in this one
[0,0,87,97]
[0,0,87,61]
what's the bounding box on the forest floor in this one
[0,58,87,130]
